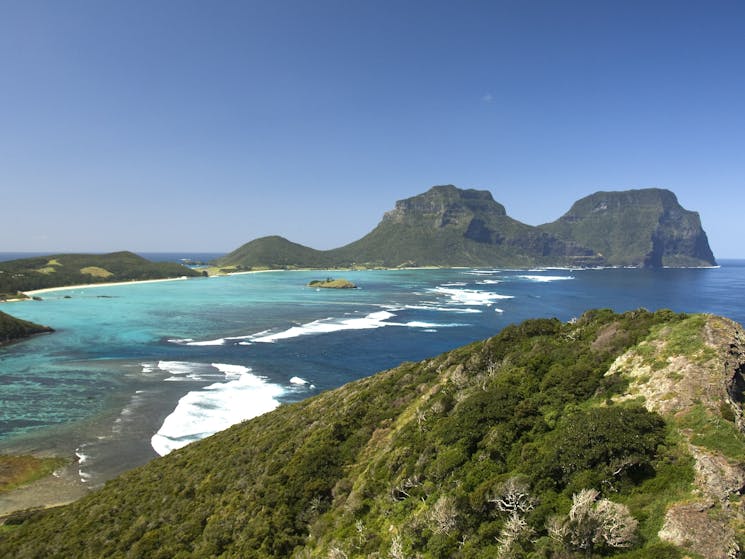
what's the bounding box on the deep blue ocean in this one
[2,256,745,486]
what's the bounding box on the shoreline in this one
[2,263,725,302]
[18,276,191,298]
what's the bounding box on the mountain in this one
[329,185,600,268]
[2,309,743,558]
[540,188,716,267]
[0,251,203,299]
[216,185,714,270]
[0,310,53,345]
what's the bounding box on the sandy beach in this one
[19,276,192,297]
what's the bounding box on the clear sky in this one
[2,1,743,256]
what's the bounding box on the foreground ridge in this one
[1,309,742,558]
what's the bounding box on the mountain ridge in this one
[216,185,715,270]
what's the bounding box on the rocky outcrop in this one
[608,314,745,557]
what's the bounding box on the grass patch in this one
[79,266,113,278]
[0,455,66,493]
[677,405,745,460]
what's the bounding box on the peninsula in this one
[0,311,53,345]
[0,251,202,300]
[216,185,716,270]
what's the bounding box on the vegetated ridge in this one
[216,185,716,270]
[1,309,743,558]
[0,310,53,345]
[0,251,202,300]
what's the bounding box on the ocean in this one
[2,260,745,486]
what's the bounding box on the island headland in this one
[215,185,716,271]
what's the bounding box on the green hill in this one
[0,251,202,299]
[0,310,53,344]
[540,189,716,267]
[217,185,714,270]
[2,309,743,558]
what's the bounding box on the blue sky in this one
[1,1,743,256]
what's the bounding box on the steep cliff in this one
[541,188,716,267]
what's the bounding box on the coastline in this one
[18,276,191,298]
[0,460,89,517]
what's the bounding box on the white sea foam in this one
[151,363,285,456]
[185,339,226,346]
[290,376,308,385]
[403,304,482,314]
[251,311,396,343]
[75,446,92,482]
[156,361,224,382]
[476,279,501,285]
[516,275,575,282]
[430,286,513,306]
[464,269,500,275]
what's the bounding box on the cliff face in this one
[541,188,716,267]
[2,310,743,558]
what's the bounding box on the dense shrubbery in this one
[0,309,715,558]
[0,310,53,344]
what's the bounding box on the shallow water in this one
[2,263,745,485]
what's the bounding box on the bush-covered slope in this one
[540,189,716,267]
[0,310,53,344]
[0,251,202,299]
[1,310,743,558]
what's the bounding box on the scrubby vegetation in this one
[0,309,741,558]
[308,278,357,289]
[0,251,201,299]
[0,310,53,344]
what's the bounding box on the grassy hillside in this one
[1,309,743,558]
[0,251,202,299]
[0,310,53,344]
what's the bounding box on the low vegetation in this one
[0,456,66,494]
[1,309,742,558]
[0,251,202,299]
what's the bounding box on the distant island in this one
[2,309,742,557]
[0,310,53,345]
[308,277,357,289]
[215,185,716,270]
[0,251,203,300]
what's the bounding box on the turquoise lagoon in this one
[2,264,745,485]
